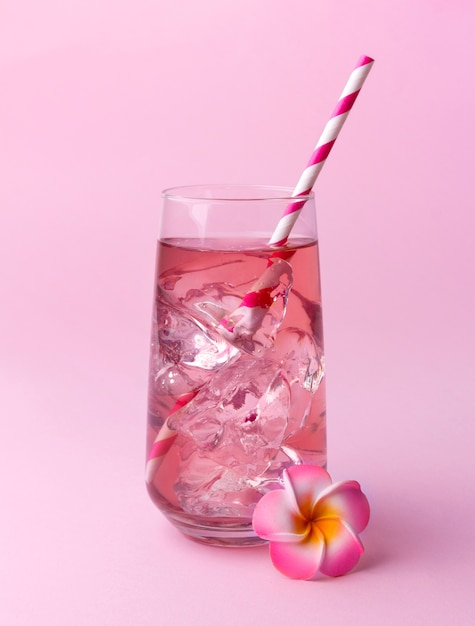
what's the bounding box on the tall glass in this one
[145,185,326,546]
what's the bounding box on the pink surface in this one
[1,1,474,624]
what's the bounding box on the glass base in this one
[167,514,266,547]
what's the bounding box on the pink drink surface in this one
[146,238,326,533]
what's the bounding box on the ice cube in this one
[174,449,265,517]
[270,327,325,437]
[168,355,290,460]
[158,258,245,329]
[159,256,293,357]
[219,257,294,355]
[168,354,292,515]
[149,299,237,398]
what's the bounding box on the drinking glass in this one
[145,184,326,546]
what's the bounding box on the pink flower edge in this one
[252,465,370,580]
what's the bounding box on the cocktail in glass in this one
[146,185,326,546]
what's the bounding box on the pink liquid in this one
[146,238,326,545]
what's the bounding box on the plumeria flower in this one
[252,465,370,580]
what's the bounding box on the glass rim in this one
[162,184,314,202]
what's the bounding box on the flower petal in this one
[283,465,332,519]
[253,489,308,542]
[269,526,325,580]
[313,480,370,533]
[317,518,364,577]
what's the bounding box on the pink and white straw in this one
[146,55,374,484]
[145,391,198,484]
[269,54,374,247]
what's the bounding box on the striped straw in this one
[145,391,198,484]
[146,56,374,484]
[269,54,374,247]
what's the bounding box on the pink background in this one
[1,1,474,624]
